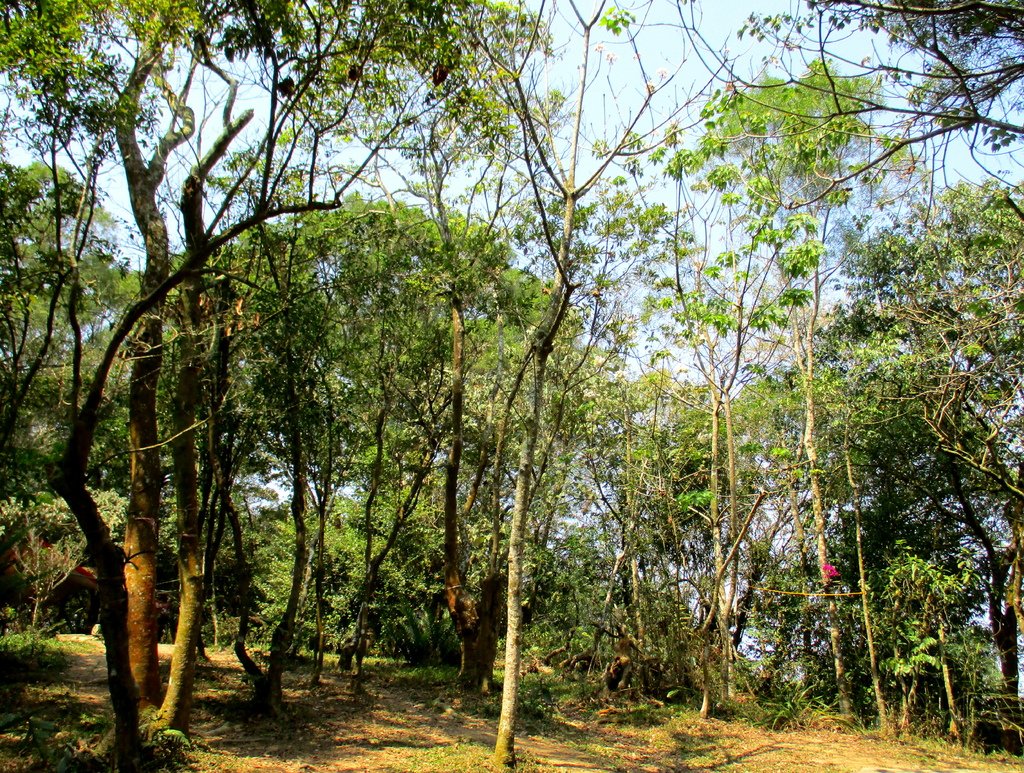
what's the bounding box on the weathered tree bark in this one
[123,329,163,711]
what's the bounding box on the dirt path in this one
[189,666,612,772]
[52,637,1016,773]
[58,636,608,771]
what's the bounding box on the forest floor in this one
[0,634,1019,772]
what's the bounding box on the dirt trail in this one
[53,637,1015,772]
[58,636,610,772]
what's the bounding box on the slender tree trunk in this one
[256,411,307,715]
[443,300,487,685]
[473,383,513,694]
[310,496,328,686]
[799,311,852,717]
[786,467,814,658]
[468,310,518,694]
[494,266,571,766]
[290,530,319,658]
[700,622,714,719]
[937,620,962,740]
[51,455,141,772]
[207,286,261,680]
[846,445,888,729]
[158,277,205,732]
[495,350,549,767]
[121,167,168,714]
[226,496,261,677]
[720,394,741,701]
[590,545,627,670]
[704,390,724,718]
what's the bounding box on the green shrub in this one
[755,681,829,730]
[378,605,459,666]
[0,630,68,677]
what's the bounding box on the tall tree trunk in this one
[473,389,514,694]
[937,620,962,740]
[703,390,723,719]
[495,350,550,767]
[120,142,169,715]
[226,495,261,677]
[806,417,852,716]
[494,263,572,766]
[116,43,199,710]
[443,300,483,682]
[52,457,141,772]
[948,461,1022,753]
[720,393,740,701]
[124,331,163,710]
[590,544,627,670]
[256,410,308,715]
[846,444,888,729]
[798,295,852,717]
[990,598,1021,753]
[207,281,261,679]
[310,497,328,686]
[469,311,518,694]
[158,277,205,732]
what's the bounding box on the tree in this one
[2,0,480,765]
[0,163,124,502]
[737,0,1024,198]
[482,1,684,761]
[843,181,1024,750]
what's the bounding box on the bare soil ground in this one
[0,635,1019,772]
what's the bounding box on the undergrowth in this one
[0,630,69,677]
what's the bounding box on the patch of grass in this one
[398,740,494,772]
[385,660,461,690]
[0,630,69,678]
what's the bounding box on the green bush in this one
[378,605,459,666]
[0,630,68,677]
[755,681,830,730]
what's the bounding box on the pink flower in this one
[822,563,840,582]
